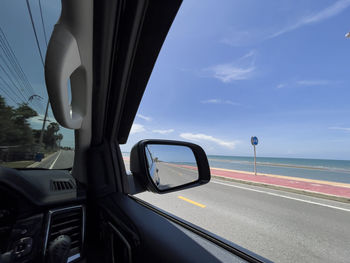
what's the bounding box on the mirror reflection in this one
[145,144,199,190]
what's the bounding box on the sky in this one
[0,0,74,147]
[147,144,197,163]
[1,1,350,159]
[121,0,350,160]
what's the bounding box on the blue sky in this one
[1,1,350,159]
[147,144,196,163]
[121,0,350,160]
[0,0,74,147]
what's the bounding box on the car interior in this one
[0,1,270,263]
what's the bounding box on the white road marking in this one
[212,180,350,213]
[49,151,61,169]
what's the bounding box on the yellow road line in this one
[178,196,206,208]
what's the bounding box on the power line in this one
[0,52,31,99]
[0,27,43,111]
[0,42,32,105]
[0,53,40,110]
[0,75,26,104]
[25,0,45,67]
[0,85,20,105]
[38,0,48,46]
[0,36,26,93]
[26,0,51,146]
[37,0,49,117]
[36,0,49,116]
[0,53,42,111]
[0,63,28,102]
[0,35,33,101]
[0,28,38,96]
[0,30,34,95]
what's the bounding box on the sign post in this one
[251,136,258,175]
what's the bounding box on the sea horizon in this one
[122,152,350,184]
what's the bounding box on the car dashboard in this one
[0,167,86,263]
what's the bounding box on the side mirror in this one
[130,140,210,193]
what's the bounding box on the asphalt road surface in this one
[130,160,350,263]
[156,162,198,190]
[34,150,74,169]
[42,151,350,262]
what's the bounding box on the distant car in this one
[145,146,160,186]
[34,152,44,162]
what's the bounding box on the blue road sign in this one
[251,136,258,146]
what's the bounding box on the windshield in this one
[0,1,74,169]
[122,1,350,262]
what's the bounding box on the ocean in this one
[122,152,350,184]
[208,155,350,184]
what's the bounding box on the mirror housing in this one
[130,139,210,193]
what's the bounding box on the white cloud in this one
[221,0,350,47]
[276,84,286,89]
[297,80,329,86]
[269,0,350,38]
[130,123,145,134]
[209,65,254,83]
[152,129,174,134]
[220,30,255,47]
[201,99,240,106]
[328,126,350,132]
[180,133,239,149]
[206,51,255,83]
[29,114,55,126]
[137,114,152,121]
[29,115,45,125]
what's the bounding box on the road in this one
[34,150,74,169]
[42,151,350,262]
[156,162,198,190]
[133,161,350,263]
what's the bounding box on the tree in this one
[0,96,15,145]
[43,122,61,149]
[0,96,37,146]
[32,129,41,144]
[12,103,37,145]
[57,133,63,148]
[0,96,64,151]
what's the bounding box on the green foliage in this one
[0,95,63,149]
[0,96,39,146]
[43,122,63,149]
[0,96,15,146]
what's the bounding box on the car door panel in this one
[94,193,263,263]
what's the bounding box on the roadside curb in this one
[27,152,57,168]
[212,175,350,204]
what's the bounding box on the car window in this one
[121,1,350,262]
[0,1,74,169]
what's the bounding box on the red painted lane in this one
[210,168,350,199]
[172,163,350,199]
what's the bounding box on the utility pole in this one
[26,0,50,149]
[39,100,49,146]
